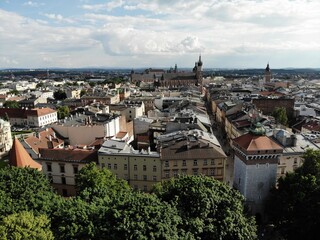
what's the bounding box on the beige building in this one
[158,130,227,182]
[66,89,81,99]
[51,113,120,146]
[98,139,161,191]
[98,130,227,192]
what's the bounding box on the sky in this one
[0,0,320,69]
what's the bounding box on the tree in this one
[53,90,67,100]
[102,191,183,240]
[272,107,288,126]
[0,211,54,240]
[0,166,60,219]
[75,162,131,202]
[51,197,99,239]
[153,175,257,240]
[57,106,70,119]
[8,90,19,95]
[3,100,19,108]
[267,149,320,240]
[80,89,86,97]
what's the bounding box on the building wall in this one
[52,117,120,145]
[277,154,304,179]
[40,160,88,197]
[252,98,294,116]
[162,158,225,182]
[98,154,161,192]
[233,154,278,214]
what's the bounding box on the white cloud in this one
[81,0,124,12]
[23,1,44,7]
[1,0,320,68]
[42,13,75,24]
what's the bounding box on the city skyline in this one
[1,0,320,69]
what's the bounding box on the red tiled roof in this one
[39,148,98,163]
[9,138,42,170]
[0,107,56,119]
[233,133,282,151]
[24,128,64,154]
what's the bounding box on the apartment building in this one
[38,147,98,196]
[0,107,57,127]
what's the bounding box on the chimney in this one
[48,135,52,141]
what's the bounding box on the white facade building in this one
[0,119,13,157]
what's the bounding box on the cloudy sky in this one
[1,0,320,69]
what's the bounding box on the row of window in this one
[163,168,219,178]
[102,163,157,172]
[46,163,78,174]
[164,159,222,167]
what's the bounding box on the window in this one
[181,169,187,175]
[182,160,186,167]
[210,168,215,176]
[134,174,138,180]
[203,159,207,166]
[124,164,128,170]
[143,165,147,171]
[47,163,52,172]
[114,164,118,170]
[165,161,169,167]
[134,165,137,171]
[153,176,157,181]
[294,158,298,164]
[108,163,111,169]
[134,185,138,190]
[165,171,170,178]
[193,160,198,166]
[153,166,157,172]
[173,160,177,167]
[193,169,198,175]
[173,170,178,177]
[60,165,65,173]
[101,163,105,168]
[143,175,147,181]
[143,185,147,191]
[73,165,78,174]
[61,176,66,184]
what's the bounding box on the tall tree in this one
[272,107,288,126]
[0,211,54,240]
[153,175,257,240]
[0,166,60,219]
[57,106,70,119]
[3,100,19,108]
[267,149,320,240]
[75,162,131,202]
[53,90,67,100]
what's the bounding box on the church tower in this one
[193,55,203,87]
[232,123,283,216]
[265,63,271,83]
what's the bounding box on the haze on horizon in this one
[1,0,320,69]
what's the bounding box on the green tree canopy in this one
[0,211,54,240]
[3,100,19,108]
[102,191,183,240]
[153,175,257,240]
[272,107,288,126]
[75,162,131,202]
[53,90,67,100]
[0,166,59,219]
[57,105,70,119]
[267,149,320,240]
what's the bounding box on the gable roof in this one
[9,138,42,170]
[233,133,283,151]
